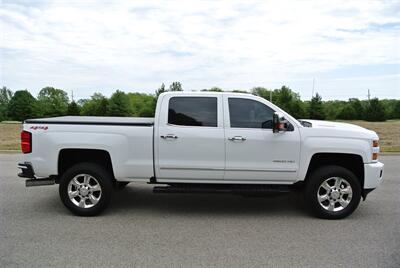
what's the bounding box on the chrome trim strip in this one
[160,167,224,171]
[160,167,297,172]
[226,168,297,173]
[156,178,296,184]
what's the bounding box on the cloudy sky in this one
[1,0,399,100]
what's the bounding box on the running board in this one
[153,185,291,195]
[26,178,55,187]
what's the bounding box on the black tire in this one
[305,165,361,219]
[59,162,113,216]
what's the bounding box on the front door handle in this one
[228,136,246,141]
[161,134,178,139]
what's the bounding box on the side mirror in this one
[273,112,288,133]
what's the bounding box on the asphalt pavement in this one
[0,154,399,267]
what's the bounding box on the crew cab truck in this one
[18,92,384,219]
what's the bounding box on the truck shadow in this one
[108,184,308,217]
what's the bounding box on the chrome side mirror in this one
[272,112,288,133]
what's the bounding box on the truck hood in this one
[299,119,378,140]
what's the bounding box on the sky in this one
[1,0,399,100]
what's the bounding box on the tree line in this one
[0,83,399,122]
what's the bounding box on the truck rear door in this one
[155,94,225,182]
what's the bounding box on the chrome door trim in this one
[160,167,297,172]
[160,167,224,171]
[225,168,297,172]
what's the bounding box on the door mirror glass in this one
[273,112,288,133]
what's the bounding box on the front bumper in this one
[364,161,384,189]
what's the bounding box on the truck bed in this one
[25,116,154,126]
[23,116,155,180]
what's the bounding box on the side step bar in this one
[26,178,55,187]
[153,185,291,195]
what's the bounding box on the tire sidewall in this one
[59,163,113,216]
[306,166,361,219]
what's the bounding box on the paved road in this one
[0,154,399,267]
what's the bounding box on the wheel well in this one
[305,153,364,188]
[58,149,115,182]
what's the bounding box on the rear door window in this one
[168,97,218,127]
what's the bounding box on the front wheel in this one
[59,163,113,216]
[305,165,361,219]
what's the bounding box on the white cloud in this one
[1,0,399,99]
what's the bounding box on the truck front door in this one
[223,96,301,183]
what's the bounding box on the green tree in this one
[252,86,305,118]
[309,93,325,120]
[169,81,183,91]
[128,92,156,117]
[393,100,400,119]
[337,103,356,120]
[0,86,13,121]
[138,105,155,117]
[37,87,69,117]
[67,101,80,115]
[323,100,346,120]
[348,98,364,120]
[274,86,293,109]
[381,99,399,119]
[252,87,274,101]
[80,93,109,116]
[155,83,166,98]
[7,90,37,121]
[289,99,306,119]
[335,99,364,120]
[365,98,386,122]
[107,90,131,116]
[202,87,223,92]
[274,86,305,118]
[231,89,248,93]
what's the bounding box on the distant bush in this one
[365,98,386,122]
[1,83,398,122]
[7,90,38,121]
[37,87,69,117]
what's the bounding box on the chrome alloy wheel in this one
[67,174,102,209]
[317,177,353,212]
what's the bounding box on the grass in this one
[0,122,21,151]
[0,120,399,152]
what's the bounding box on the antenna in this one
[367,89,370,101]
[71,90,74,102]
[270,91,272,102]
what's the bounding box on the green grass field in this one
[0,120,399,152]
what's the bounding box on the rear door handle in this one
[228,136,246,141]
[161,134,178,139]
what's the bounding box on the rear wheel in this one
[305,165,361,219]
[59,163,113,216]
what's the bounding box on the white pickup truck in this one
[18,92,384,219]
